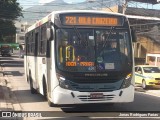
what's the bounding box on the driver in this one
[97,40,127,70]
[100,40,117,56]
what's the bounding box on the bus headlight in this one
[57,76,72,90]
[121,73,132,89]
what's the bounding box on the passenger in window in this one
[100,40,117,56]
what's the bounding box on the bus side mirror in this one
[47,27,54,41]
[131,27,137,42]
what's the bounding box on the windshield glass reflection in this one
[56,28,131,72]
[143,67,160,73]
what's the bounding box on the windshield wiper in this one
[73,26,82,42]
[100,27,114,57]
[59,28,68,39]
[100,27,114,53]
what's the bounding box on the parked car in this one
[135,65,160,89]
[0,45,12,57]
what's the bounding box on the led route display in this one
[60,14,123,26]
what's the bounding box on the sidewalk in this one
[0,59,34,120]
[0,66,22,111]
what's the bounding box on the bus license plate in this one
[90,93,104,99]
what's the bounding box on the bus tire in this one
[29,73,37,94]
[43,78,54,107]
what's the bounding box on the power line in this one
[130,21,160,27]
[127,2,158,17]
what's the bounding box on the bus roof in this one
[26,10,126,33]
[50,10,126,16]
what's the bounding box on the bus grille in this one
[70,83,118,92]
[77,94,115,101]
[155,78,160,80]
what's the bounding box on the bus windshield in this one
[56,28,132,72]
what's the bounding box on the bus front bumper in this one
[52,85,134,105]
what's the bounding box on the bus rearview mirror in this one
[47,28,51,40]
[47,27,54,41]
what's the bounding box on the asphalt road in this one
[1,55,160,120]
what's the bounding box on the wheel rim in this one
[142,80,146,89]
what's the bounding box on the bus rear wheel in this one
[29,74,37,94]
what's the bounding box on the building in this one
[15,21,31,44]
[103,4,160,65]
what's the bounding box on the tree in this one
[0,0,23,42]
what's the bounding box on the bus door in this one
[35,31,39,90]
[46,40,52,98]
[46,25,54,99]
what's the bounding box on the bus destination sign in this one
[61,14,123,26]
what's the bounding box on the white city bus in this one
[24,10,136,106]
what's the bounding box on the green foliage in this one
[0,0,23,42]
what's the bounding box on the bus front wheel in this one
[43,79,54,107]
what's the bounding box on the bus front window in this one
[56,28,132,72]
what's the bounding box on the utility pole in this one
[122,0,128,14]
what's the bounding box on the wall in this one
[134,35,160,65]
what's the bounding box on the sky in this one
[39,0,86,4]
[18,0,160,10]
[18,0,86,9]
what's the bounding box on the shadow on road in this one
[0,61,24,67]
[3,71,24,76]
[135,86,160,93]
[60,103,123,113]
[0,57,14,61]
[0,56,24,68]
[13,89,46,103]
